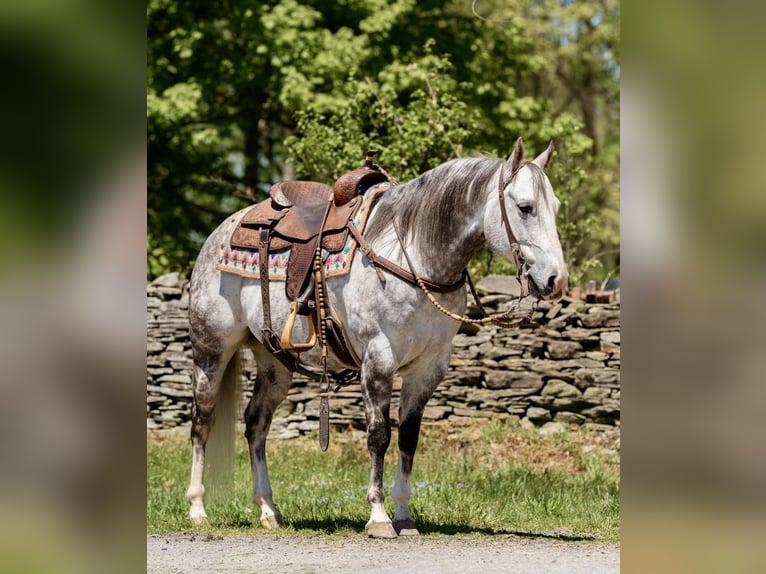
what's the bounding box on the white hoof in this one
[189,507,208,525]
[260,513,285,529]
[365,521,398,538]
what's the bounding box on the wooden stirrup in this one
[280,301,317,352]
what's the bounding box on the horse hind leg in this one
[244,340,293,529]
[392,350,451,536]
[185,342,243,524]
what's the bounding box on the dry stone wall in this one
[147,273,620,437]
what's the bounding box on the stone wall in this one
[147,273,620,437]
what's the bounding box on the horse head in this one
[484,137,569,299]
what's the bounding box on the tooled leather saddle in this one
[227,151,388,379]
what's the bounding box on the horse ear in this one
[532,141,554,171]
[506,137,525,173]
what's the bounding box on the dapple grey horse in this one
[185,138,568,537]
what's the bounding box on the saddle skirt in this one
[215,180,390,285]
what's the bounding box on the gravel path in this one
[148,533,619,574]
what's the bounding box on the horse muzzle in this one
[529,271,568,300]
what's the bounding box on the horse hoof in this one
[189,509,208,525]
[260,513,285,529]
[393,519,420,536]
[365,521,398,538]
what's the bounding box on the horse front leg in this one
[244,342,293,529]
[392,349,451,536]
[360,340,397,538]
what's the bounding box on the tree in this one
[147,0,619,285]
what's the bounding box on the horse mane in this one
[364,157,502,254]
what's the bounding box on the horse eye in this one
[518,204,533,215]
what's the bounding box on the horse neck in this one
[393,159,501,285]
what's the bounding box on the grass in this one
[147,419,620,541]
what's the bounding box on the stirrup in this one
[280,301,317,352]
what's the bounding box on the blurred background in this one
[621,1,766,572]
[0,1,146,573]
[0,0,764,572]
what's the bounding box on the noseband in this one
[497,162,530,297]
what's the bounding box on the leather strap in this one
[497,163,528,296]
[324,316,361,368]
[312,196,335,451]
[259,227,283,353]
[347,221,466,293]
[266,346,357,386]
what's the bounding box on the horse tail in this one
[205,350,241,502]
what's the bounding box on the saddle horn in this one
[364,149,380,170]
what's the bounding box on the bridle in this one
[390,161,536,328]
[497,161,530,298]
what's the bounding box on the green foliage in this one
[148,0,619,285]
[286,47,478,182]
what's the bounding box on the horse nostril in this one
[547,275,557,292]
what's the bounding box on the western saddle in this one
[228,151,389,384]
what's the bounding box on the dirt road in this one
[148,533,619,573]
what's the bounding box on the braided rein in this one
[392,227,537,329]
[410,266,537,328]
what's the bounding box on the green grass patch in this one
[147,420,619,540]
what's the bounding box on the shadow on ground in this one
[285,518,598,541]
